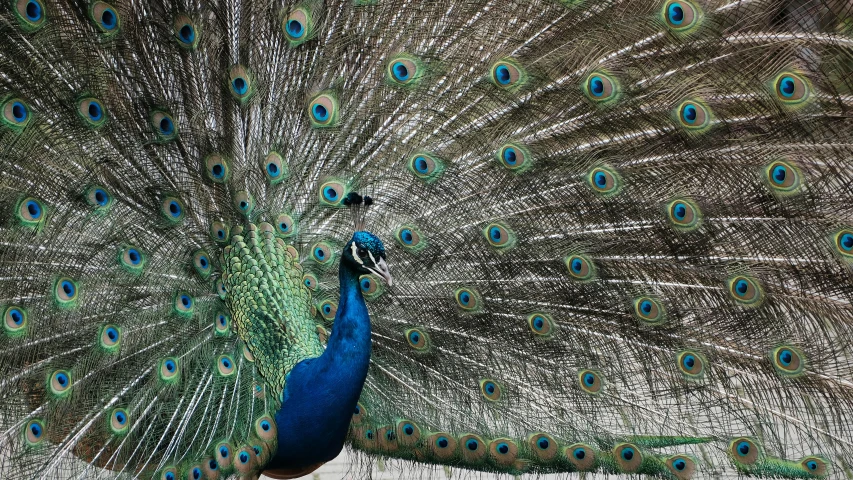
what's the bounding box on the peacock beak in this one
[367,257,393,287]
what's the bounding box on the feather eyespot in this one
[174,292,194,317]
[99,324,121,351]
[578,369,602,394]
[16,197,44,226]
[387,56,421,85]
[771,345,805,376]
[663,1,699,31]
[4,306,27,336]
[233,191,253,216]
[428,433,457,459]
[160,196,185,222]
[800,457,828,476]
[150,110,177,140]
[584,72,618,103]
[215,442,233,469]
[319,181,346,205]
[24,419,45,445]
[614,443,643,472]
[490,60,525,89]
[234,446,255,472]
[174,15,199,48]
[833,230,853,258]
[484,223,515,249]
[211,221,230,243]
[229,65,254,102]
[216,279,227,299]
[205,155,230,183]
[77,98,107,128]
[85,186,112,210]
[528,313,554,336]
[676,100,711,131]
[666,455,696,480]
[774,73,809,104]
[359,275,384,299]
[352,403,366,424]
[54,278,79,308]
[90,1,120,34]
[396,225,425,251]
[117,245,144,273]
[302,273,318,291]
[308,93,338,127]
[676,350,705,378]
[2,98,31,130]
[283,8,311,43]
[264,152,287,183]
[565,254,595,281]
[459,434,486,461]
[497,143,530,171]
[14,0,46,31]
[275,213,295,237]
[109,408,129,434]
[396,421,421,447]
[588,166,620,194]
[254,415,276,441]
[729,438,760,465]
[192,250,211,279]
[318,299,337,320]
[529,433,558,461]
[214,312,230,336]
[216,355,236,376]
[455,288,481,311]
[409,153,444,182]
[488,438,517,465]
[667,198,701,229]
[479,379,502,401]
[566,444,596,471]
[728,276,762,305]
[765,160,801,193]
[49,369,72,397]
[311,242,334,264]
[633,296,665,324]
[159,357,179,382]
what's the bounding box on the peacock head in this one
[343,231,392,287]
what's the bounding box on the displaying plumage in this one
[2,0,853,478]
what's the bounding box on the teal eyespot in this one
[662,1,700,31]
[16,197,45,227]
[318,299,337,321]
[173,291,194,317]
[396,421,421,447]
[800,457,828,477]
[676,350,705,379]
[109,408,129,434]
[216,354,236,376]
[666,455,695,480]
[529,433,558,461]
[675,100,711,132]
[528,313,554,337]
[488,438,517,466]
[192,250,211,279]
[174,14,199,49]
[319,180,346,206]
[587,166,621,195]
[490,59,526,90]
[633,296,665,324]
[578,369,602,394]
[214,312,230,336]
[283,8,312,44]
[89,1,120,35]
[773,72,810,105]
[387,55,422,86]
[77,98,107,128]
[275,213,296,237]
[205,154,230,183]
[483,222,515,249]
[770,345,805,376]
[4,306,27,336]
[311,242,334,265]
[264,151,287,183]
[497,143,531,171]
[24,419,45,446]
[666,198,702,230]
[211,221,230,244]
[229,65,254,102]
[233,190,253,216]
[161,196,185,223]
[308,93,338,127]
[764,159,801,194]
[99,324,121,352]
[565,254,595,281]
[54,277,79,308]
[159,357,180,383]
[583,72,619,103]
[455,288,481,311]
[254,415,276,441]
[727,275,762,306]
[85,185,113,211]
[3,98,31,130]
[49,369,72,397]
[396,225,425,251]
[833,229,853,258]
[408,153,444,183]
[359,274,384,299]
[302,273,318,291]
[151,110,177,140]
[14,0,46,31]
[427,433,457,459]
[729,437,760,464]
[479,379,502,401]
[614,443,643,472]
[566,444,596,471]
[405,328,429,351]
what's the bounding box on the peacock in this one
[1,0,853,478]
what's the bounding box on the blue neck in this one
[269,263,372,469]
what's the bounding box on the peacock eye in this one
[357,247,368,258]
